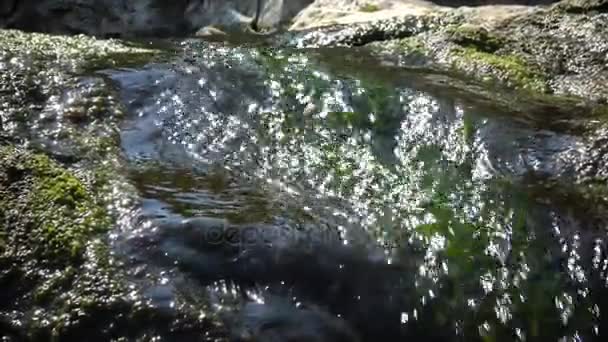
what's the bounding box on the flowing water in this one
[103,38,608,341]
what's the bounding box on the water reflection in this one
[109,41,608,341]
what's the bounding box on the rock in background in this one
[288,0,608,103]
[0,0,315,37]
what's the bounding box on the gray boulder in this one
[0,0,313,37]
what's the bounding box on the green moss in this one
[359,3,381,12]
[32,156,109,259]
[0,29,160,72]
[0,146,110,262]
[591,104,608,118]
[83,50,165,72]
[443,25,549,92]
[452,47,548,92]
[396,36,429,55]
[32,266,77,304]
[447,25,505,53]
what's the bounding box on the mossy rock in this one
[0,145,110,262]
[359,3,381,12]
[396,36,429,55]
[0,29,160,71]
[451,46,548,92]
[591,104,608,117]
[447,25,505,53]
[0,30,223,340]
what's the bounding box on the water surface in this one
[107,39,608,341]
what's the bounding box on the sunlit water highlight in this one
[106,40,608,341]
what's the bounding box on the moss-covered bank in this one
[0,29,220,340]
[0,146,109,261]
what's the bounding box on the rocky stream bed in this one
[1,0,608,341]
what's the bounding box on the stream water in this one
[104,38,607,341]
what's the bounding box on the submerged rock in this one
[233,300,359,342]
